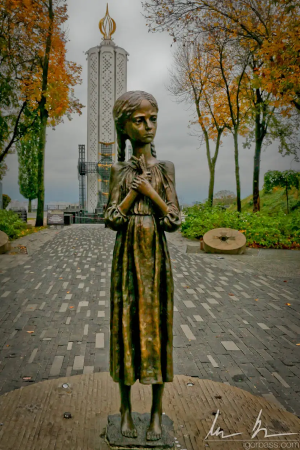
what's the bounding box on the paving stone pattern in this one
[0,225,299,417]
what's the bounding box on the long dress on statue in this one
[105,159,181,386]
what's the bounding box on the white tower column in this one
[86,5,128,213]
[87,47,99,213]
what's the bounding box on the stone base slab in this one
[106,412,174,449]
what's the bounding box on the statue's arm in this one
[142,186,169,217]
[159,161,181,232]
[131,161,181,232]
[131,175,169,217]
[104,164,135,230]
[118,189,139,216]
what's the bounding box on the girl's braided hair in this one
[112,90,158,162]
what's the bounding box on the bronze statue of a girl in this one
[105,91,181,441]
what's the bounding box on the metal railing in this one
[46,205,80,211]
[74,213,105,224]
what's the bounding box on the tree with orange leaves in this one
[143,0,300,212]
[204,31,251,212]
[168,41,228,206]
[143,0,300,112]
[0,0,83,225]
[258,0,300,112]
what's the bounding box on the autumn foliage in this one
[0,0,83,169]
[1,0,83,226]
[144,0,300,112]
[1,0,83,126]
[257,0,300,111]
[143,0,300,212]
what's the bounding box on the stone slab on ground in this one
[106,413,174,449]
[0,227,61,270]
[0,373,299,450]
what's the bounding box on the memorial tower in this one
[86,5,129,213]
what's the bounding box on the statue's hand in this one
[144,170,152,181]
[131,155,140,170]
[138,155,147,174]
[131,155,151,180]
[132,175,154,197]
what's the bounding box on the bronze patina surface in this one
[105,91,181,442]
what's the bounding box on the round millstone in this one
[0,230,11,255]
[203,227,246,254]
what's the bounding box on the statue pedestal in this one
[105,413,175,449]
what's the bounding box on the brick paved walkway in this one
[0,225,299,417]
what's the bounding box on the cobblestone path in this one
[0,225,299,417]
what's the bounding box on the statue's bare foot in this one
[120,408,137,438]
[146,412,162,441]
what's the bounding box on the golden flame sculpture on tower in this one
[99,4,116,40]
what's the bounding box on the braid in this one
[150,142,157,158]
[117,132,127,162]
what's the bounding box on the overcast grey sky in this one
[3,0,300,205]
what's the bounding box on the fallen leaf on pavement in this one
[286,303,291,306]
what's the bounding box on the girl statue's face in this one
[124,99,158,145]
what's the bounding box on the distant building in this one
[85,5,129,213]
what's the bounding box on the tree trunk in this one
[207,130,222,207]
[292,99,300,111]
[35,0,53,227]
[28,198,32,213]
[0,102,27,164]
[286,184,289,214]
[204,130,214,207]
[208,165,215,207]
[233,130,241,212]
[252,139,262,213]
[253,96,264,213]
[35,117,47,226]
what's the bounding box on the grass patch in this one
[0,210,47,240]
[182,203,300,249]
[228,186,299,214]
[13,225,47,240]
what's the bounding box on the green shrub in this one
[181,203,300,249]
[2,194,11,209]
[0,210,27,240]
[291,200,300,211]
